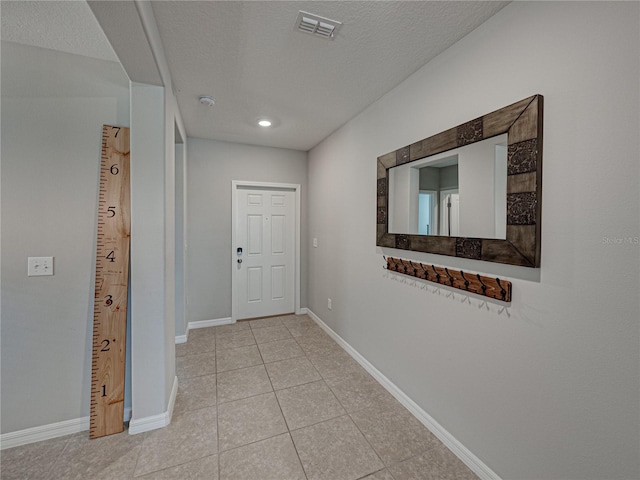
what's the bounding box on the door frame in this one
[418,189,438,236]
[231,180,301,323]
[439,188,459,237]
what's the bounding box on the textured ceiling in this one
[1,0,117,62]
[2,1,509,151]
[151,1,509,151]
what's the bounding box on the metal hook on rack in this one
[409,261,418,276]
[432,265,441,283]
[496,277,507,301]
[460,270,470,291]
[444,268,455,287]
[476,273,487,295]
[419,261,428,280]
[382,255,388,270]
[391,257,400,272]
[422,263,429,281]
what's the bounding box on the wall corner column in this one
[129,82,170,424]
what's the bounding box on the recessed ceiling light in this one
[199,95,215,107]
[258,119,272,127]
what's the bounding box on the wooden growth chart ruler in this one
[90,125,131,438]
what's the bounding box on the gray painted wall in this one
[419,164,459,191]
[129,82,173,420]
[418,166,440,191]
[186,138,307,323]
[307,3,639,479]
[438,164,458,191]
[1,43,130,433]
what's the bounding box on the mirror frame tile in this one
[377,95,543,267]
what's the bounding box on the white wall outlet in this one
[328,298,332,310]
[313,238,318,248]
[28,257,54,276]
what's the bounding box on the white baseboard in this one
[166,375,178,425]
[306,309,502,480]
[176,317,233,344]
[297,307,309,315]
[1,405,135,450]
[189,317,232,329]
[129,375,178,435]
[0,416,89,450]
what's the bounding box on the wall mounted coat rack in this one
[384,256,512,302]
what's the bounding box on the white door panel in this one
[271,265,285,300]
[248,194,263,206]
[236,188,295,319]
[271,194,285,206]
[247,214,263,255]
[271,215,285,254]
[247,267,262,302]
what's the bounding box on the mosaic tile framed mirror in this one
[377,95,543,267]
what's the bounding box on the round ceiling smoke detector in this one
[199,96,215,107]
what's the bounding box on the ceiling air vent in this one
[295,11,342,40]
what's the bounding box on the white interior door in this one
[236,187,295,320]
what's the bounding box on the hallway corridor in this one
[1,314,478,479]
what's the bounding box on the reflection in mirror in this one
[388,133,507,239]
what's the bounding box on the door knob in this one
[237,259,242,264]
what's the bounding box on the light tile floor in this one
[1,314,479,480]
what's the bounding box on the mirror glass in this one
[388,133,507,239]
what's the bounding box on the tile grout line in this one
[215,362,221,480]
[214,321,306,474]
[303,344,392,473]
[290,316,390,479]
[291,319,399,475]
[131,432,145,478]
[134,453,219,479]
[41,432,74,478]
[266,318,311,480]
[321,365,439,472]
[347,409,388,471]
[185,314,405,480]
[165,330,219,479]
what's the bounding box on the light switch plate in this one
[28,257,54,276]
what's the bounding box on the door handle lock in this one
[237,258,242,264]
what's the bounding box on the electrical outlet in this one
[328,298,332,310]
[28,257,54,276]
